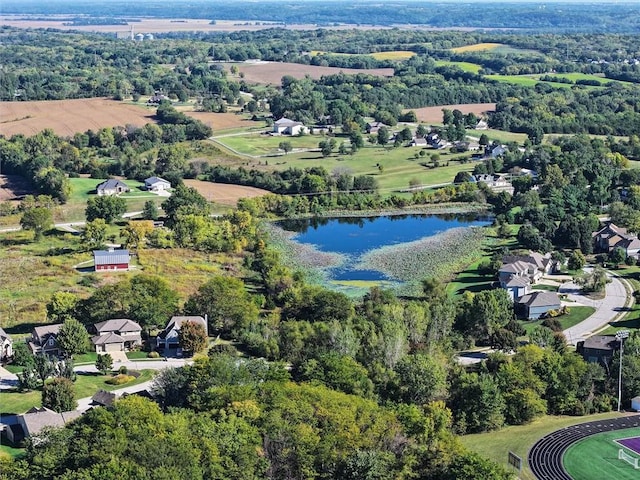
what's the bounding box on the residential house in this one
[147,91,170,105]
[365,121,388,134]
[593,223,640,259]
[93,249,130,272]
[0,327,13,362]
[144,176,171,192]
[91,319,142,353]
[156,315,208,354]
[96,179,130,196]
[503,252,555,276]
[499,251,555,301]
[475,120,488,130]
[272,117,306,135]
[91,390,117,407]
[486,144,507,158]
[6,407,81,445]
[576,335,620,366]
[472,174,513,192]
[410,137,428,147]
[28,324,63,356]
[517,291,562,320]
[502,276,531,302]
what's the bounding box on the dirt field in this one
[0,175,33,202]
[230,62,395,85]
[411,103,496,123]
[183,179,270,206]
[0,98,254,137]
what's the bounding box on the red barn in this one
[93,249,130,272]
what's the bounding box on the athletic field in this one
[563,427,640,480]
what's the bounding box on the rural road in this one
[560,272,631,346]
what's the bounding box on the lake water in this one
[277,213,491,281]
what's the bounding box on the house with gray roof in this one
[517,291,562,320]
[28,324,63,356]
[144,176,171,192]
[91,319,142,353]
[273,117,306,135]
[91,390,117,407]
[593,223,640,259]
[96,179,130,196]
[93,249,130,272]
[6,407,81,445]
[0,327,13,362]
[156,315,208,354]
[576,335,619,366]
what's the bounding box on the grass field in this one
[214,132,321,155]
[434,60,483,73]
[370,50,416,60]
[519,306,596,335]
[564,427,640,480]
[466,128,527,144]
[460,412,625,480]
[0,370,154,415]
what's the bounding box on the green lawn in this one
[0,370,154,415]
[460,412,626,480]
[215,133,321,155]
[563,427,640,480]
[0,442,25,460]
[467,128,527,144]
[434,60,482,73]
[519,306,596,335]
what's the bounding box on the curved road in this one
[529,414,640,480]
[561,272,631,346]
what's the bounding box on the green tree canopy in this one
[20,207,53,240]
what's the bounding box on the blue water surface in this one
[278,213,491,281]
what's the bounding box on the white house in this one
[273,118,306,135]
[0,327,13,362]
[144,176,171,192]
[156,315,208,354]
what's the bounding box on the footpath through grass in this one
[0,370,154,415]
[563,427,640,480]
[459,412,625,480]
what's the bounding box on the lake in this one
[277,213,491,282]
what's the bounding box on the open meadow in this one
[410,103,496,123]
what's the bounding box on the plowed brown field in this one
[411,103,496,123]
[230,61,394,85]
[0,98,251,137]
[183,179,270,206]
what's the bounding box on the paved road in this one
[529,414,640,480]
[561,272,631,346]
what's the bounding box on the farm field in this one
[310,50,415,61]
[227,61,395,85]
[183,179,270,206]
[411,103,496,123]
[450,43,503,53]
[564,427,640,480]
[435,60,483,73]
[460,412,626,480]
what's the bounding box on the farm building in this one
[144,176,171,192]
[93,249,130,272]
[272,117,306,135]
[96,179,130,196]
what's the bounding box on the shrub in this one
[118,366,128,375]
[542,317,562,332]
[106,374,135,385]
[148,351,160,358]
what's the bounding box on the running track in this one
[529,414,640,480]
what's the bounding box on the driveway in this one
[560,272,631,346]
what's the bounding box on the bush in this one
[148,351,160,358]
[118,366,128,375]
[542,317,562,331]
[209,344,238,356]
[106,374,135,385]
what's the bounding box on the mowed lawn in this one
[435,60,483,73]
[564,427,640,480]
[0,370,154,415]
[215,133,321,155]
[519,306,596,335]
[460,412,626,480]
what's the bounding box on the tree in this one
[161,184,209,226]
[41,377,76,412]
[393,354,447,404]
[279,141,293,154]
[34,354,54,383]
[122,220,154,251]
[81,218,107,250]
[608,246,627,267]
[17,366,40,391]
[568,249,586,271]
[46,292,79,323]
[142,200,159,220]
[57,318,90,357]
[95,353,113,375]
[377,127,390,146]
[185,276,258,335]
[86,195,126,223]
[12,342,35,368]
[178,320,208,356]
[20,207,52,240]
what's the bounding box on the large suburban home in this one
[0,327,13,362]
[91,319,142,353]
[576,335,620,366]
[365,121,388,134]
[28,324,63,356]
[6,407,81,445]
[502,276,531,301]
[517,291,562,320]
[593,223,640,259]
[272,117,306,135]
[96,179,130,196]
[156,315,208,354]
[144,176,171,192]
[93,249,130,272]
[499,251,556,301]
